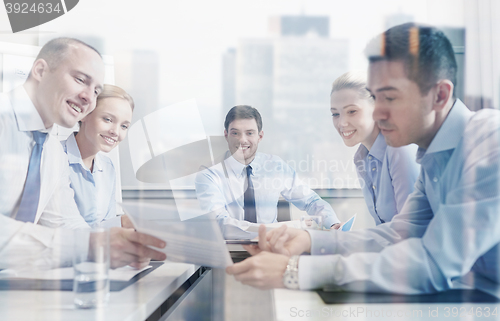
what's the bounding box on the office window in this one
[4,0,496,191]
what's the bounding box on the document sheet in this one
[121,202,233,268]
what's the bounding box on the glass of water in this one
[73,228,110,309]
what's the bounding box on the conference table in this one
[0,259,275,321]
[1,258,500,321]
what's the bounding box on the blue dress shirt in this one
[195,152,340,239]
[354,133,419,224]
[61,133,117,227]
[299,99,500,293]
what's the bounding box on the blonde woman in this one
[330,72,419,224]
[62,84,134,227]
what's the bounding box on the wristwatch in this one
[283,255,300,289]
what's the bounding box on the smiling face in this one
[34,44,105,129]
[77,97,133,155]
[330,88,379,150]
[367,60,435,148]
[224,118,263,165]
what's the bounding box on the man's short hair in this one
[224,105,263,132]
[365,23,457,96]
[35,37,102,70]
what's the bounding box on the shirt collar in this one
[65,133,83,166]
[353,132,387,163]
[10,86,49,133]
[66,133,103,172]
[225,151,259,178]
[417,99,473,161]
[93,153,103,172]
[225,152,247,178]
[368,132,387,161]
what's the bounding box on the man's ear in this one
[258,130,264,142]
[224,129,228,141]
[30,59,50,82]
[433,79,454,112]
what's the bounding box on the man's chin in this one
[230,149,245,162]
[242,151,256,163]
[384,137,408,148]
[58,122,77,129]
[58,115,79,128]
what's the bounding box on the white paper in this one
[2,265,152,281]
[246,220,302,233]
[121,202,233,268]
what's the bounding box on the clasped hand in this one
[225,224,311,289]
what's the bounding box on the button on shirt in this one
[354,133,419,224]
[61,133,118,228]
[195,152,340,239]
[299,100,500,293]
[0,86,88,270]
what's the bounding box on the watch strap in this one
[283,255,300,289]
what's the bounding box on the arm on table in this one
[299,120,500,292]
[227,166,434,291]
[280,162,340,229]
[227,225,310,289]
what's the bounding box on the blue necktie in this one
[16,131,47,223]
[244,165,257,223]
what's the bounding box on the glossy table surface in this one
[0,261,196,321]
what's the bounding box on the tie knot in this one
[32,131,47,145]
[246,165,253,176]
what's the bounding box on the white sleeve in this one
[0,215,77,270]
[280,162,340,228]
[37,163,89,229]
[37,138,89,229]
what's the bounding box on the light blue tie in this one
[16,131,47,223]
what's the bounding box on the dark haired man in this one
[227,23,500,294]
[0,38,166,270]
[195,105,340,239]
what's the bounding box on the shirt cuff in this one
[322,216,339,229]
[298,255,339,290]
[306,229,338,255]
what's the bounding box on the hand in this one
[243,224,311,257]
[120,215,135,229]
[226,251,289,290]
[330,223,341,230]
[108,227,167,269]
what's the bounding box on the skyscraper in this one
[222,15,354,188]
